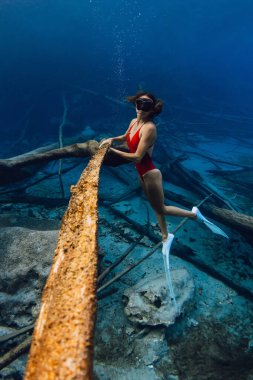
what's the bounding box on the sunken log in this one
[0,141,99,185]
[204,205,253,237]
[24,144,109,380]
[0,141,129,186]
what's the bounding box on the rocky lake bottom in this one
[0,129,253,379]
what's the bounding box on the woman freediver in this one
[100,91,228,308]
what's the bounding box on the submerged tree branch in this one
[58,94,68,198]
[0,141,98,185]
[0,141,129,186]
[0,337,31,371]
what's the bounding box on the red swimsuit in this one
[126,120,156,181]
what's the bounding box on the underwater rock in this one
[132,328,168,366]
[93,361,162,380]
[0,227,57,327]
[123,269,195,327]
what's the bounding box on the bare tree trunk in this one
[0,141,129,186]
[0,141,98,185]
[24,145,109,380]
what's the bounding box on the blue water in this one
[0,2,253,379]
[0,0,253,155]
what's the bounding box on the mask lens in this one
[135,98,153,112]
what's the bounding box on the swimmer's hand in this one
[99,138,113,148]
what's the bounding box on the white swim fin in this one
[192,206,229,239]
[162,233,174,256]
[162,233,178,311]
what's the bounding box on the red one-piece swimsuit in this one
[126,120,156,181]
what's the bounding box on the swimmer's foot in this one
[162,233,175,256]
[192,206,229,239]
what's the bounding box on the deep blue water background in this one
[0,0,253,156]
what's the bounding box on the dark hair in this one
[126,91,164,121]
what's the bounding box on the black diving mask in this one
[135,98,154,112]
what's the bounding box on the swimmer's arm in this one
[110,124,156,163]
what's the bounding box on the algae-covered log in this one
[24,144,108,380]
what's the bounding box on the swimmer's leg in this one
[142,170,195,239]
[140,173,168,241]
